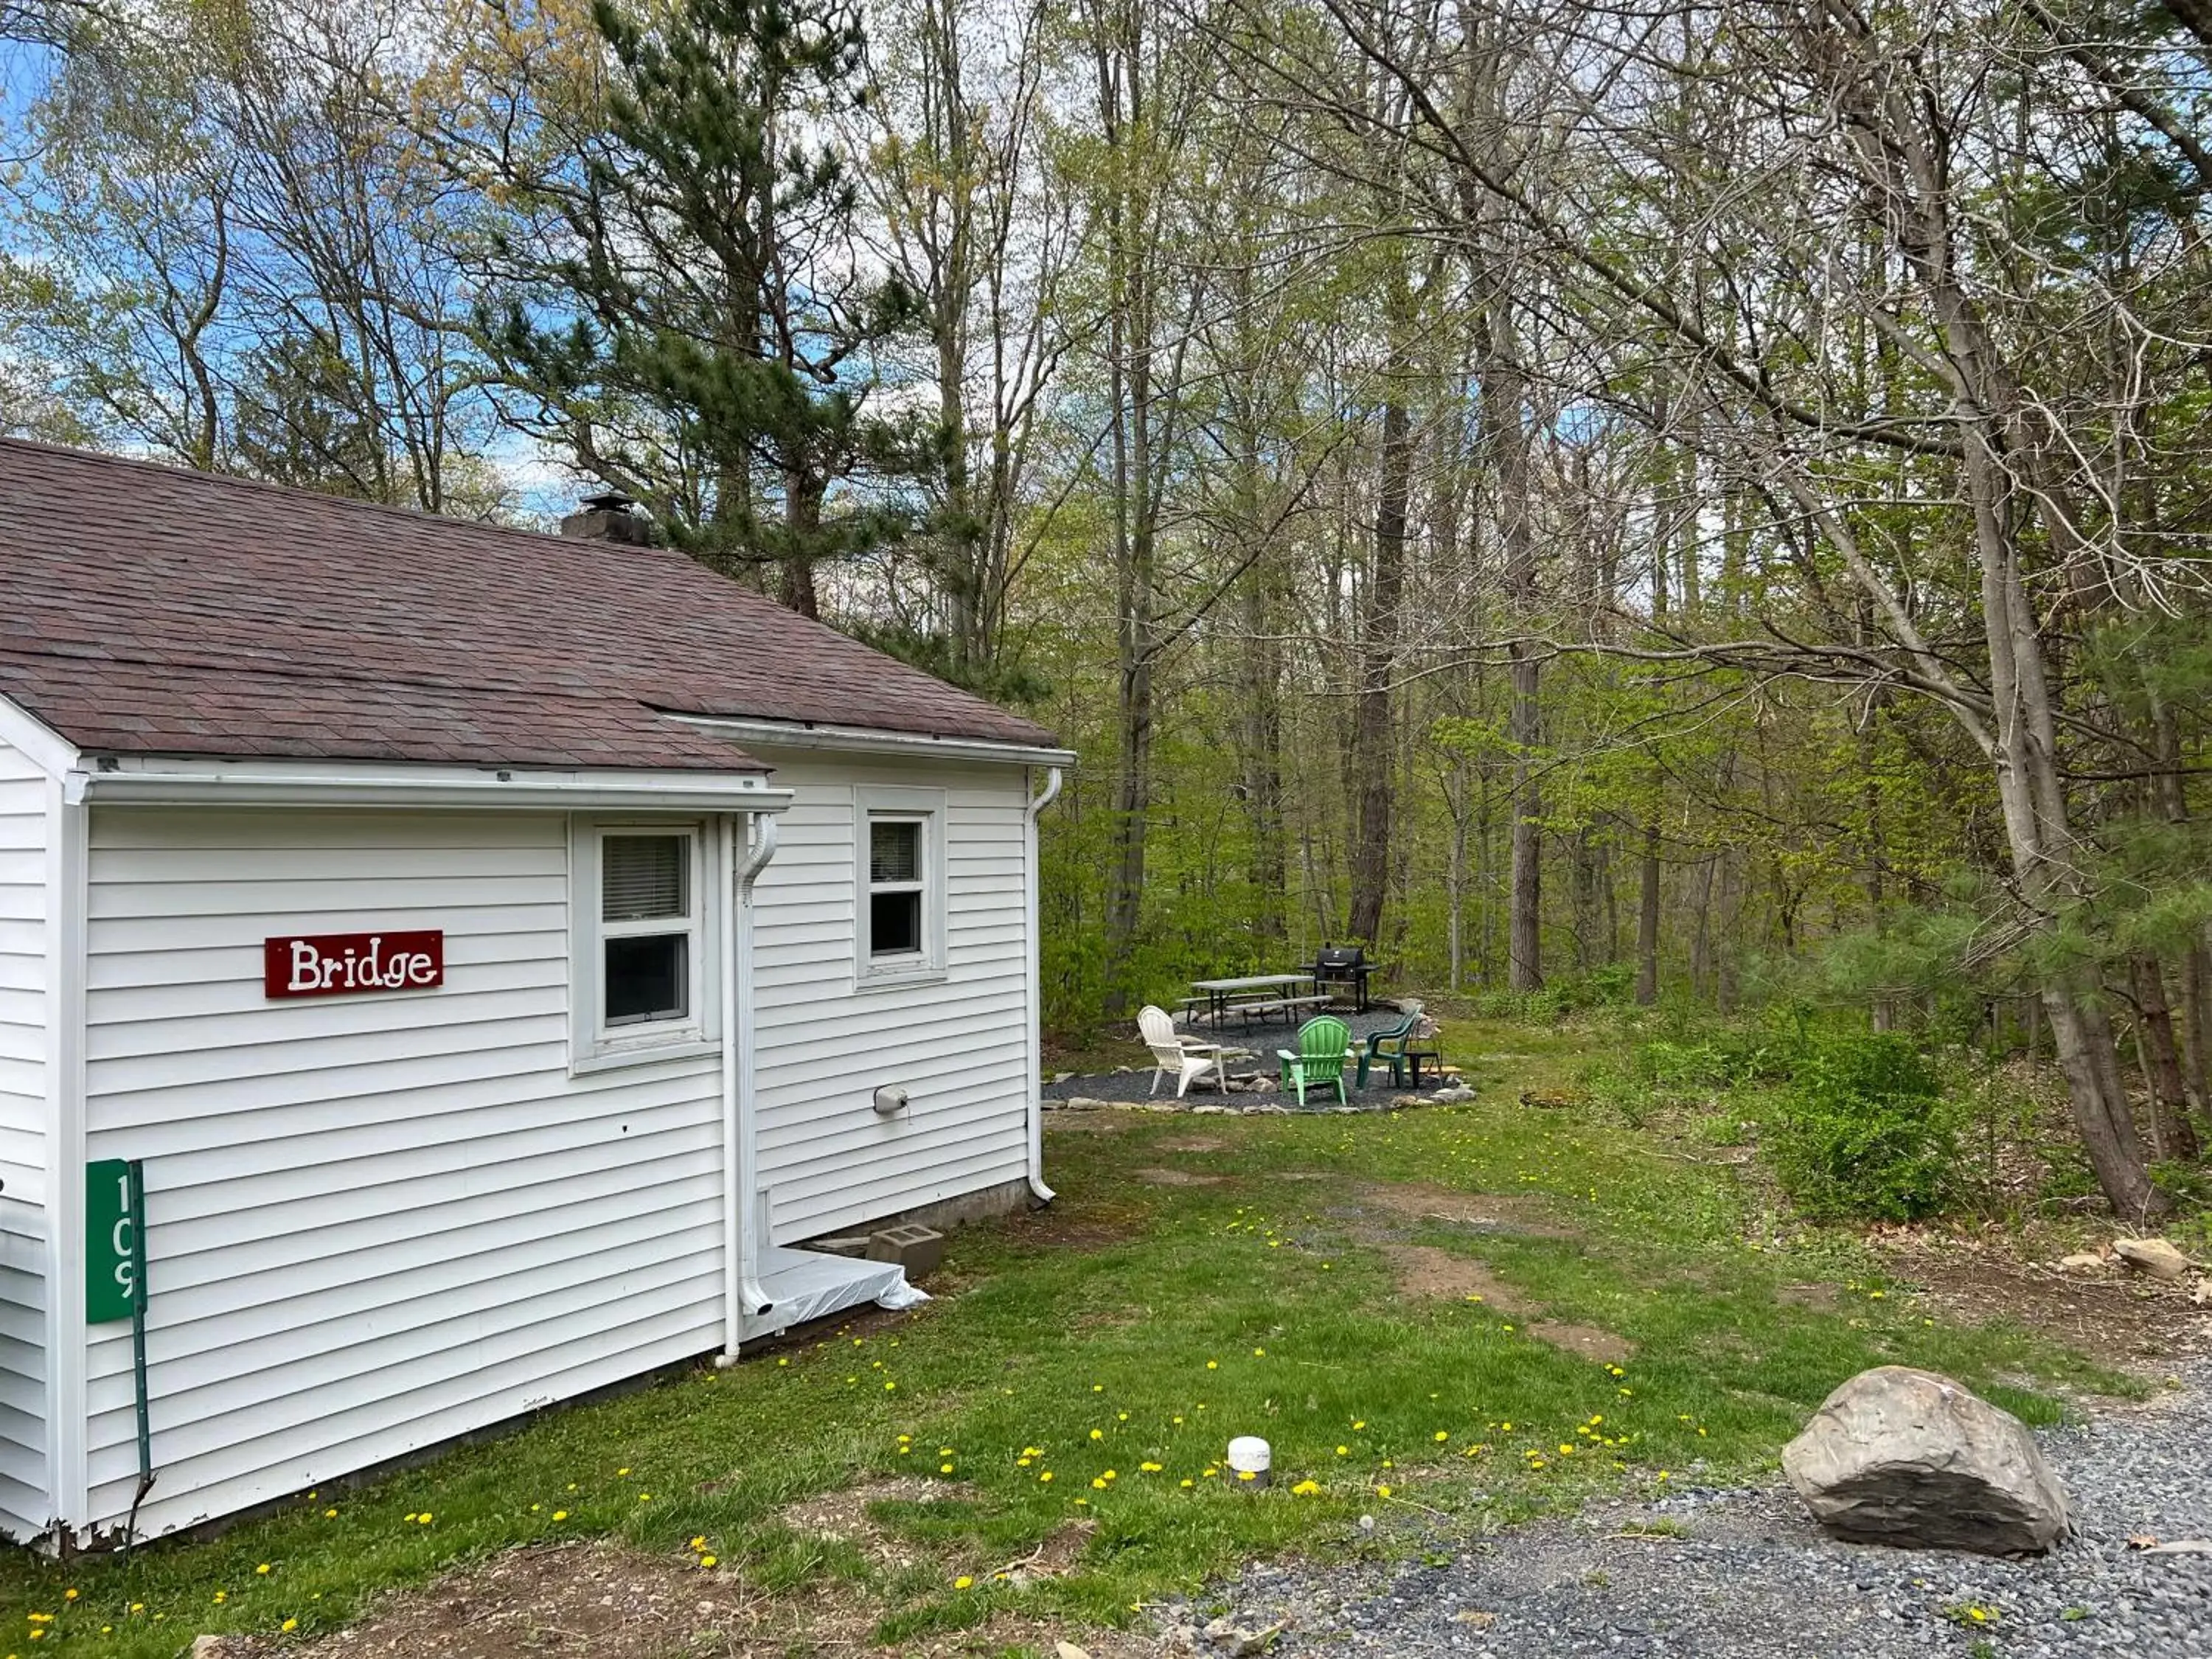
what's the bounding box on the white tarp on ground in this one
[742,1243,929,1339]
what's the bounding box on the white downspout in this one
[717,811,779,1366]
[1023,766,1063,1205]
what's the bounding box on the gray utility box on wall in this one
[866,1223,945,1277]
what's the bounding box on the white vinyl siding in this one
[0,731,49,1539]
[79,808,724,1540]
[751,757,1031,1242]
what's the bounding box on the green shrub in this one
[1766,1033,1962,1222]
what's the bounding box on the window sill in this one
[571,1036,722,1077]
[855,961,950,993]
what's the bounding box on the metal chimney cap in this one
[578,488,635,512]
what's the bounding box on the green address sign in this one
[86,1158,145,1324]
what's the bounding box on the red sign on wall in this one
[264,931,445,999]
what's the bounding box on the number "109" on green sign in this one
[86,1158,145,1324]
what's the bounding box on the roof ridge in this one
[0,434,625,560]
[0,641,641,702]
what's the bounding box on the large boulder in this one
[1781,1366,2070,1554]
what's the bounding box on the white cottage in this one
[0,439,1072,1550]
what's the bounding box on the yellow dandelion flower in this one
[552,1510,568,1521]
[1433,1432,1449,1443]
[282,1618,298,1633]
[324,1508,337,1518]
[1206,1360,1218,1370]
[419,1512,434,1523]
[1290,1480,1320,1496]
[953,1576,973,1590]
[1090,1429,1104,1441]
[940,1463,954,1474]
[1039,1471,1054,1482]
[257,1563,272,1576]
[700,1555,717,1568]
[1236,1470,1256,1482]
[1377,1484,1392,1498]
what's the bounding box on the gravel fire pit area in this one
[1043,1007,1464,1114]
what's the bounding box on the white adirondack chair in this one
[1138,1004,1228,1097]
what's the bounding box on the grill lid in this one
[1315,944,1366,969]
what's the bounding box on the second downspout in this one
[1024,767,1063,1205]
[718,812,779,1366]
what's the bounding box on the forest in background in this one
[4,0,2211,1220]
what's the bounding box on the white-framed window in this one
[571,818,718,1068]
[855,785,946,985]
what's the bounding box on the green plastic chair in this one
[1355,1010,1419,1088]
[1279,1015,1351,1107]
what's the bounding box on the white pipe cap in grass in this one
[1226,1436,1272,1486]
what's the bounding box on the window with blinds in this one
[599,832,695,1027]
[870,821,920,886]
[866,816,925,959]
[603,835,687,922]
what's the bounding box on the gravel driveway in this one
[1170,1368,2212,1658]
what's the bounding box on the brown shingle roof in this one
[0,439,1060,772]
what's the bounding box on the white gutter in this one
[1023,766,1064,1205]
[74,762,789,815]
[717,811,780,1365]
[671,713,1076,770]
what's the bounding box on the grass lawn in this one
[0,1016,2132,1656]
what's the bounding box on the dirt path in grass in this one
[220,1534,1155,1659]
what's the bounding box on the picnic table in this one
[1186,973,1330,1032]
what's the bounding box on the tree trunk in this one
[1688,852,1715,1001]
[2130,957,2199,1161]
[1446,760,1469,992]
[1634,818,1660,1004]
[2185,937,2212,1117]
[1348,389,1411,943]
[1096,23,1153,1020]
[1481,301,1543,990]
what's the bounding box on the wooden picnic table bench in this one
[1187,975,1329,1031]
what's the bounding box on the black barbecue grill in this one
[1310,944,1376,1012]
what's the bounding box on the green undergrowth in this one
[0,1015,2132,1657]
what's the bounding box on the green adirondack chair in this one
[1278,1015,1351,1107]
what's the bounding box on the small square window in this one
[871,889,922,955]
[857,796,942,981]
[605,933,687,1025]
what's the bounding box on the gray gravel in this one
[1172,1369,2212,1657]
